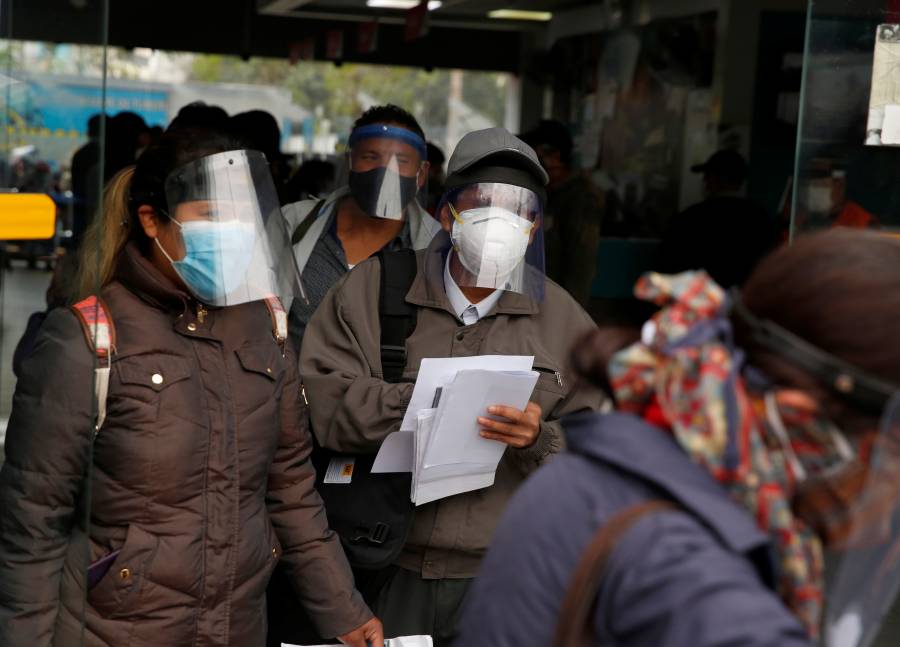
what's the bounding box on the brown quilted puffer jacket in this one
[0,242,371,646]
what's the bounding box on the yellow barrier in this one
[0,193,56,240]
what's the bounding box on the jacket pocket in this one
[88,524,159,618]
[534,361,566,396]
[115,354,193,394]
[236,343,285,382]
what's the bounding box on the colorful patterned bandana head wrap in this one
[608,271,831,637]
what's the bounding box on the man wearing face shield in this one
[455,230,900,647]
[299,128,608,645]
[281,105,441,350]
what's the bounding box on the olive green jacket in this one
[300,233,607,578]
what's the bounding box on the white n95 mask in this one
[449,205,532,286]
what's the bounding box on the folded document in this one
[373,358,538,505]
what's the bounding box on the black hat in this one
[519,119,574,163]
[444,127,549,204]
[691,149,748,185]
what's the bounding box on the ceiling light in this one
[366,0,442,10]
[488,9,552,21]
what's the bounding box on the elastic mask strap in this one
[448,202,536,233]
[765,391,808,482]
[155,237,178,266]
[449,202,464,225]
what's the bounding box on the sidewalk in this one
[0,265,53,464]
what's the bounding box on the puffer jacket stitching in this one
[187,333,214,647]
[221,337,240,646]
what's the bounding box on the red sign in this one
[289,38,315,64]
[358,21,379,54]
[889,0,900,23]
[326,30,344,60]
[404,2,429,42]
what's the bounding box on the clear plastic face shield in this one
[437,182,545,300]
[822,395,900,647]
[160,149,305,309]
[732,291,900,646]
[345,124,428,220]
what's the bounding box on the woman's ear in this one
[137,205,160,239]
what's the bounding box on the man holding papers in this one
[300,128,606,646]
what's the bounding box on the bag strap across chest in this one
[376,248,419,384]
[553,499,679,647]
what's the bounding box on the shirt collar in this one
[443,252,504,323]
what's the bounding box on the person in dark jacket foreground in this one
[458,229,900,646]
[0,129,381,647]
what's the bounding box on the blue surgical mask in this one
[156,219,256,304]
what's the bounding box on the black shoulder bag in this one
[310,248,419,570]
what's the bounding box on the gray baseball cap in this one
[444,128,549,200]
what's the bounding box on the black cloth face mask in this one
[349,166,419,219]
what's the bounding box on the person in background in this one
[283,158,336,205]
[300,128,607,646]
[657,149,776,288]
[0,128,382,647]
[521,119,603,309]
[167,101,229,133]
[70,113,102,248]
[280,104,440,350]
[458,229,900,646]
[229,110,293,204]
[425,141,446,214]
[105,112,151,180]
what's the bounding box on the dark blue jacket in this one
[455,411,812,646]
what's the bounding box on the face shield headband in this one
[729,288,900,415]
[345,124,427,220]
[348,124,427,160]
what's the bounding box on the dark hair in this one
[573,230,900,423]
[129,128,243,238]
[353,104,425,141]
[735,230,900,423]
[283,158,336,203]
[87,113,102,138]
[521,120,574,166]
[229,110,282,158]
[168,102,230,133]
[426,142,445,166]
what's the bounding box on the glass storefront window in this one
[791,0,900,238]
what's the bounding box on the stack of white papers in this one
[372,355,538,505]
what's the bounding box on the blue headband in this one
[348,124,427,161]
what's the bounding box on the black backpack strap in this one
[290,198,327,246]
[377,248,419,384]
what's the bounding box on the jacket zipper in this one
[536,366,564,389]
[196,303,207,324]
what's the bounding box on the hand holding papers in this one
[399,355,534,432]
[373,355,538,506]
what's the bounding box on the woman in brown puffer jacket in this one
[0,129,383,647]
